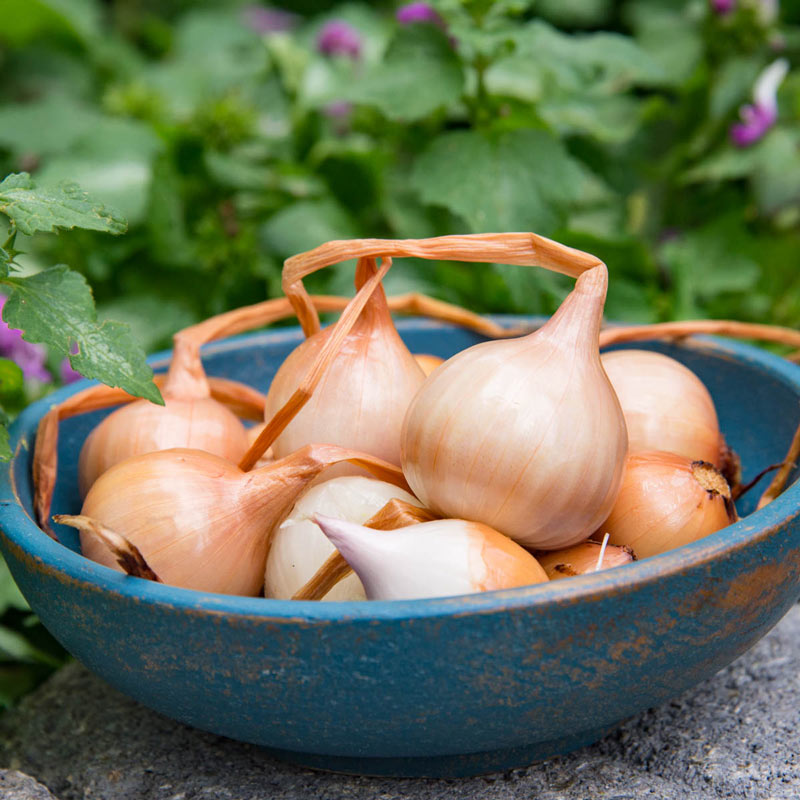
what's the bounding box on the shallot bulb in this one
[77,337,249,496]
[401,266,628,550]
[314,516,549,600]
[598,451,737,559]
[600,349,722,465]
[414,354,444,376]
[62,443,408,595]
[535,540,635,580]
[265,476,422,601]
[262,257,425,468]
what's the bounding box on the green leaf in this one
[0,556,28,614]
[499,20,666,96]
[0,625,61,666]
[411,129,584,234]
[345,26,463,121]
[0,359,24,399]
[0,421,10,463]
[0,173,126,236]
[261,199,360,259]
[660,220,761,318]
[0,94,102,158]
[0,0,100,47]
[34,117,162,225]
[1,267,161,403]
[539,94,642,144]
[710,57,762,120]
[98,295,196,353]
[626,4,702,87]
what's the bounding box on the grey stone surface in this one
[0,770,60,799]
[1,606,798,800]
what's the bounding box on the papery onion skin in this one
[414,354,444,376]
[601,349,722,465]
[401,267,627,550]
[314,515,548,601]
[263,275,425,468]
[534,540,635,580]
[81,449,272,595]
[265,476,422,601]
[78,398,248,497]
[599,451,737,559]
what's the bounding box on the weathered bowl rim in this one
[2,319,799,624]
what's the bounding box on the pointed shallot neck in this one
[539,264,608,350]
[162,337,210,400]
[238,258,393,471]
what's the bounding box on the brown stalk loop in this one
[282,233,604,337]
[291,499,439,601]
[756,416,800,509]
[53,514,161,582]
[238,257,393,471]
[207,377,266,421]
[599,320,800,350]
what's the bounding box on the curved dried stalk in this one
[599,320,800,350]
[54,514,161,582]
[756,417,800,509]
[292,499,438,601]
[238,257,392,471]
[282,233,603,336]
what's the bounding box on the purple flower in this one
[242,5,298,35]
[0,295,51,383]
[396,2,444,26]
[730,59,789,147]
[317,20,362,59]
[710,0,736,14]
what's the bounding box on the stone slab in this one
[1,605,798,800]
[0,770,60,800]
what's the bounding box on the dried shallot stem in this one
[292,499,439,601]
[756,416,800,509]
[292,550,352,601]
[282,233,603,336]
[54,514,162,582]
[238,257,393,471]
[599,320,800,350]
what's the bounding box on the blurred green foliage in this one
[1,0,800,707]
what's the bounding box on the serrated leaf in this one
[1,267,161,403]
[411,129,584,234]
[345,26,463,121]
[0,173,127,236]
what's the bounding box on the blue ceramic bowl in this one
[1,319,799,778]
